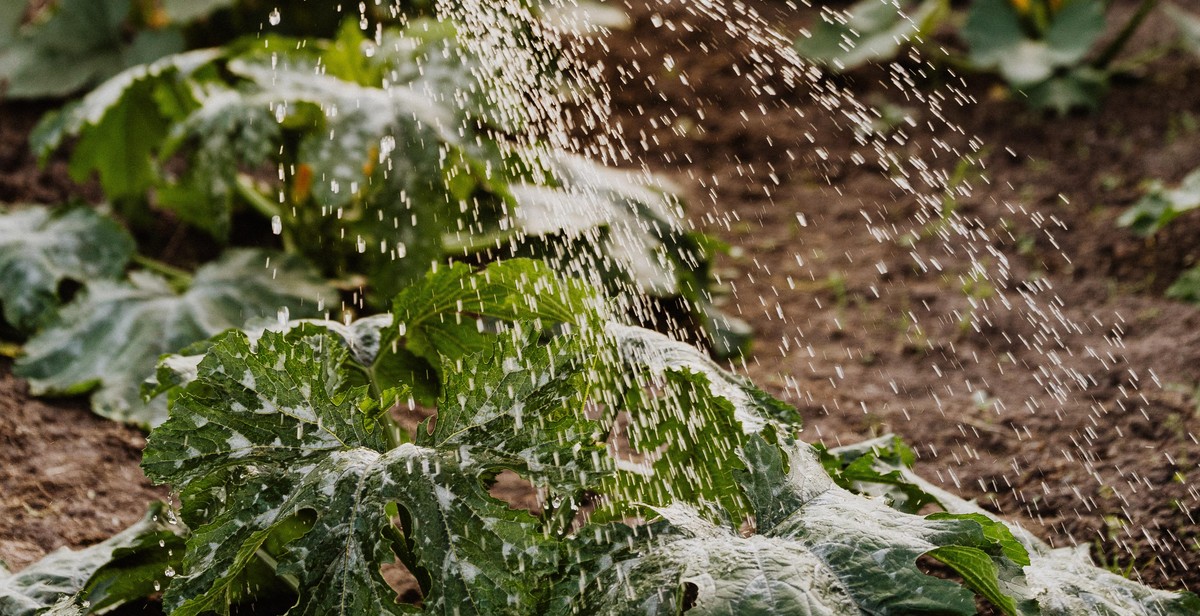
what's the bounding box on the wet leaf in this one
[557,437,1024,615]
[831,433,1200,614]
[0,502,185,616]
[31,50,221,199]
[16,249,332,426]
[0,207,134,332]
[143,326,559,615]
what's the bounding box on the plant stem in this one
[132,254,194,288]
[235,175,298,254]
[1093,0,1159,70]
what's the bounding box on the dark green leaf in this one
[16,249,333,426]
[0,207,134,332]
[795,0,947,70]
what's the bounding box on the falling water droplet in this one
[164,566,176,578]
[268,8,281,26]
[277,307,289,326]
[271,215,282,235]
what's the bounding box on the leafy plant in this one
[31,18,747,356]
[794,0,948,71]
[0,206,134,333]
[7,262,1199,613]
[15,248,333,426]
[1118,167,1200,236]
[1116,166,1200,305]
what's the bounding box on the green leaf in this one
[794,0,947,71]
[1118,168,1200,236]
[31,49,220,199]
[16,249,333,426]
[160,0,237,23]
[0,502,185,616]
[1167,266,1200,303]
[963,0,1106,88]
[0,206,134,332]
[559,437,1023,615]
[0,0,186,99]
[392,259,601,366]
[144,327,558,615]
[815,434,939,514]
[421,331,607,492]
[836,433,1200,614]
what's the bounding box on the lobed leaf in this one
[16,249,332,426]
[0,207,134,332]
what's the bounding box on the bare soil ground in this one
[2,0,1200,598]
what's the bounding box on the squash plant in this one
[4,260,1198,614]
[30,17,747,357]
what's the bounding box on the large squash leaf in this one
[0,207,134,332]
[0,502,185,616]
[555,437,1025,615]
[31,49,221,200]
[143,326,562,615]
[16,249,332,426]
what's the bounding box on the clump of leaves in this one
[1117,167,1200,305]
[961,0,1110,113]
[31,18,747,356]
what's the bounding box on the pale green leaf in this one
[16,249,333,426]
[0,207,134,332]
[0,502,184,616]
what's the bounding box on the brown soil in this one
[3,0,1200,602]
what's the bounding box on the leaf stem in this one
[235,175,298,254]
[1093,0,1159,70]
[132,255,193,288]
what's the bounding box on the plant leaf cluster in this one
[7,262,1199,613]
[30,16,745,357]
[793,0,1200,113]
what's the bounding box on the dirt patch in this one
[0,360,166,571]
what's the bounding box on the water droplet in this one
[164,566,176,578]
[268,8,281,25]
[271,215,282,235]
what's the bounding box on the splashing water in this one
[269,0,1192,584]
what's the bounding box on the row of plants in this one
[4,259,1200,614]
[0,0,1197,613]
[794,0,1200,114]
